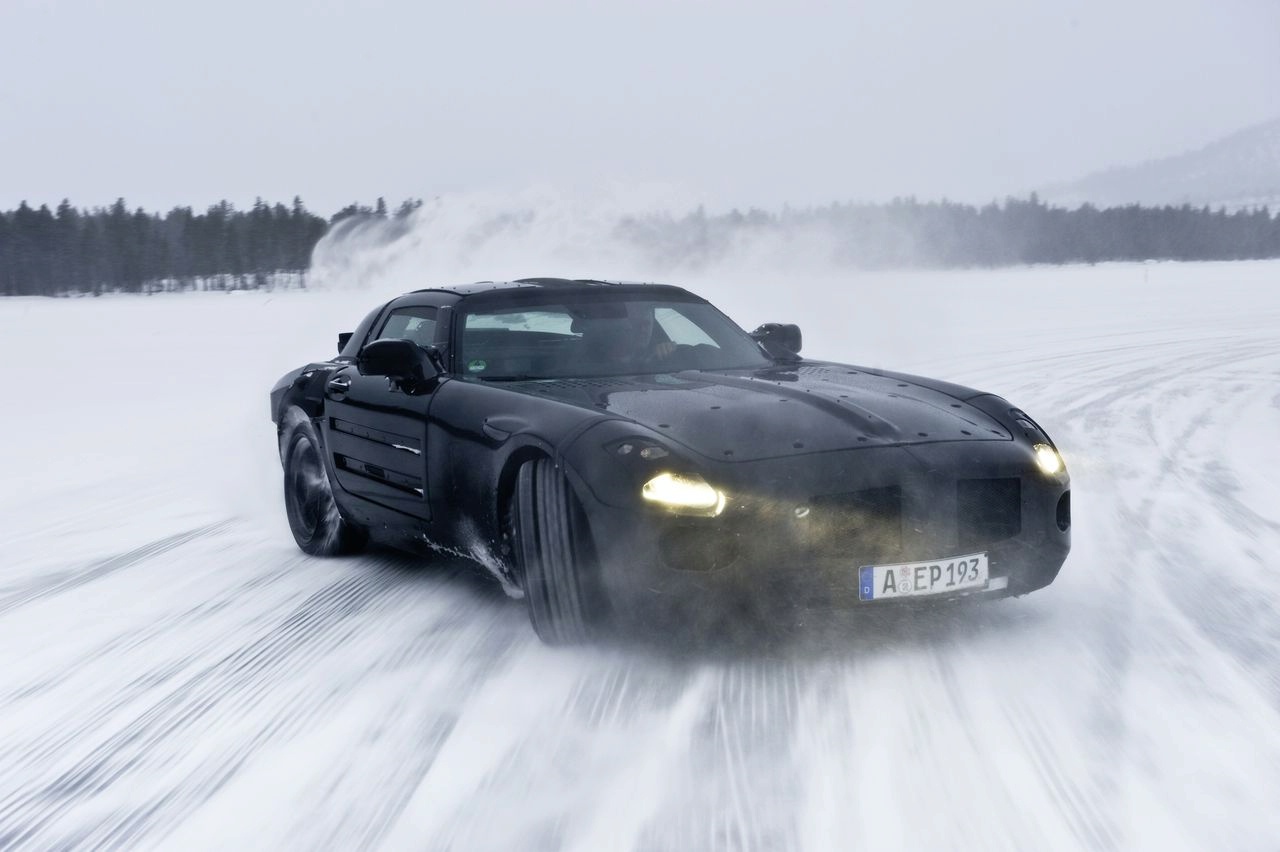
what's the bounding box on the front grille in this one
[807,486,902,559]
[957,478,1021,547]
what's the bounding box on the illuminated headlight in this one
[1033,443,1064,476]
[641,472,727,517]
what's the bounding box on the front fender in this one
[270,363,337,425]
[561,418,714,511]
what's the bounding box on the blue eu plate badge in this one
[859,566,875,601]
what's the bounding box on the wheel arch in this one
[273,366,334,432]
[279,403,368,556]
[495,444,554,544]
[491,438,604,573]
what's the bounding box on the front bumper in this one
[573,442,1071,619]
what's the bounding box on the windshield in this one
[456,294,771,379]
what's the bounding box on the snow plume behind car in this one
[309,184,694,295]
[305,183,922,297]
[303,184,949,367]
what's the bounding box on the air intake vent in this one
[957,478,1021,547]
[808,486,902,558]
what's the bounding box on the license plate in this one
[858,552,988,601]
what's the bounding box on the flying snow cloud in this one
[300,183,967,373]
[309,184,692,294]
[305,184,922,297]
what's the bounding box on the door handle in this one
[327,375,352,395]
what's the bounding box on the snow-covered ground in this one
[2,260,1279,850]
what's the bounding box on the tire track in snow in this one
[631,661,806,850]
[0,550,305,774]
[563,665,714,852]
[928,652,1042,850]
[258,599,528,852]
[1060,336,1280,698]
[909,326,1278,848]
[996,325,1280,846]
[0,560,435,850]
[1001,699,1118,851]
[2,276,1278,850]
[0,520,235,617]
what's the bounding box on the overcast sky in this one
[2,0,1278,215]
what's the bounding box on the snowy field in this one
[2,260,1279,850]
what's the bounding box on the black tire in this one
[282,416,367,556]
[512,457,601,644]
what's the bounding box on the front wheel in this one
[282,416,367,556]
[512,457,603,644]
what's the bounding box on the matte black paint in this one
[271,279,1070,617]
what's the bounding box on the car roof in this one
[408,277,671,296]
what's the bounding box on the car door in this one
[322,305,439,521]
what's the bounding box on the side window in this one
[459,308,578,377]
[654,307,718,347]
[375,306,438,347]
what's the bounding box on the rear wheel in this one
[512,457,601,644]
[282,416,367,556]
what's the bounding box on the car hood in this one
[507,363,1012,462]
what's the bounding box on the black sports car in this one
[270,278,1070,643]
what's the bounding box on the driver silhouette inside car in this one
[577,304,677,368]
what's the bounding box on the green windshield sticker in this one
[468,359,487,372]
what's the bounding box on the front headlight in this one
[1033,443,1064,476]
[641,472,727,517]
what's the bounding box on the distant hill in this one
[1041,117,1280,211]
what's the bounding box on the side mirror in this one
[751,323,802,358]
[357,338,441,390]
[337,331,353,354]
